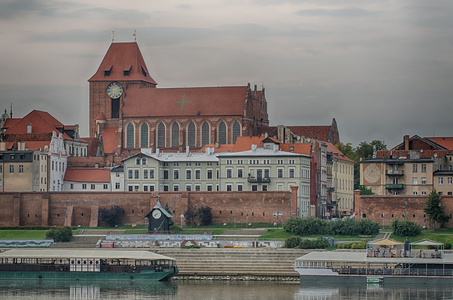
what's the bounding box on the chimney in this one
[251,144,257,151]
[186,146,190,155]
[273,144,279,152]
[27,123,32,133]
[404,135,410,151]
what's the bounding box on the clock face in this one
[107,82,123,99]
[152,210,162,219]
[364,164,381,184]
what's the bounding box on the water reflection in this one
[2,280,453,299]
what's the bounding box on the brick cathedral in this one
[89,42,269,155]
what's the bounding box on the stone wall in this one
[355,191,453,228]
[0,189,296,227]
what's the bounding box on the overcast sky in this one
[1,0,452,148]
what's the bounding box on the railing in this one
[248,177,271,183]
[334,267,453,277]
[386,170,404,176]
[386,184,404,189]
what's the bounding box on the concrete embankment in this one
[153,248,309,281]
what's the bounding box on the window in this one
[237,184,243,191]
[149,185,155,191]
[226,169,232,178]
[149,169,154,179]
[157,123,165,148]
[91,184,95,190]
[195,185,201,191]
[201,122,210,146]
[421,177,427,184]
[186,185,192,191]
[278,168,283,178]
[226,185,232,191]
[163,170,169,180]
[421,164,426,172]
[262,185,268,191]
[174,170,179,180]
[421,191,427,195]
[126,123,134,148]
[413,192,418,195]
[207,170,213,179]
[448,177,452,185]
[238,168,243,178]
[9,165,14,173]
[232,121,240,144]
[144,186,148,191]
[128,186,133,191]
[103,184,108,190]
[173,185,179,191]
[413,164,418,173]
[412,177,418,185]
[70,183,74,190]
[82,184,87,190]
[171,122,180,147]
[188,122,196,147]
[252,185,258,191]
[142,158,147,165]
[264,169,270,178]
[136,158,141,165]
[207,185,213,191]
[144,169,148,179]
[289,168,295,178]
[128,170,133,179]
[115,182,120,189]
[134,170,139,179]
[195,169,201,180]
[186,170,192,180]
[19,165,23,173]
[439,177,444,185]
[0,165,2,173]
[218,121,227,144]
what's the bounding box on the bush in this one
[298,237,329,249]
[170,224,182,232]
[391,219,422,237]
[337,241,366,249]
[445,242,452,250]
[46,226,73,242]
[284,236,302,248]
[284,217,379,236]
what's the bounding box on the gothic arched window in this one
[171,122,180,147]
[140,123,148,148]
[201,122,210,146]
[187,122,196,147]
[218,121,227,145]
[157,123,165,148]
[232,121,241,144]
[126,123,134,148]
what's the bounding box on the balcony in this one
[248,176,271,183]
[386,184,404,189]
[386,170,404,176]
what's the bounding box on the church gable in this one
[89,42,157,86]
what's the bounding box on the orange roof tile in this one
[279,143,312,156]
[425,137,453,151]
[232,136,280,152]
[89,42,157,85]
[287,126,331,142]
[95,113,106,121]
[64,168,111,183]
[325,142,355,163]
[122,85,249,117]
[100,127,119,154]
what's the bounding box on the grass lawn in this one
[391,229,453,246]
[0,230,49,240]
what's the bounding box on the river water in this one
[1,280,453,299]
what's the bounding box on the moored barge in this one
[0,249,178,281]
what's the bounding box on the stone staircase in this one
[152,248,309,280]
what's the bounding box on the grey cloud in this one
[297,8,377,17]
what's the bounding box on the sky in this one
[0,0,452,148]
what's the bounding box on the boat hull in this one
[299,274,453,285]
[0,267,178,281]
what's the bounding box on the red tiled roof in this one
[95,113,106,121]
[325,142,355,163]
[425,137,453,151]
[279,143,312,156]
[64,168,111,183]
[232,136,280,152]
[100,127,119,154]
[287,126,331,142]
[3,118,20,129]
[89,42,157,85]
[122,85,249,117]
[4,110,72,140]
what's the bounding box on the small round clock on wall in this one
[106,82,123,99]
[152,210,162,219]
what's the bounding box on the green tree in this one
[424,189,451,230]
[184,206,198,225]
[164,202,175,226]
[99,205,125,227]
[358,185,374,195]
[46,226,73,242]
[336,142,357,161]
[198,206,213,226]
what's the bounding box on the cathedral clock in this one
[107,82,123,99]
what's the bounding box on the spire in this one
[10,103,12,118]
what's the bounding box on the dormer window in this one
[123,65,132,76]
[104,65,112,77]
[141,66,147,77]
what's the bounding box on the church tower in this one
[88,42,157,138]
